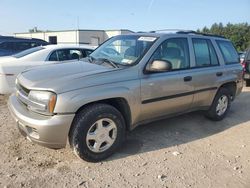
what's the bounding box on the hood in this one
[18,60,120,93]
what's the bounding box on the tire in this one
[69,103,126,162]
[205,88,231,121]
[246,80,250,87]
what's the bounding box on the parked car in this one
[242,48,250,86]
[8,31,243,162]
[238,51,246,64]
[0,36,48,56]
[0,44,95,94]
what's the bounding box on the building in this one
[14,29,133,46]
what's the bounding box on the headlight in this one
[28,90,57,115]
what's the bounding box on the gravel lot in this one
[0,88,250,188]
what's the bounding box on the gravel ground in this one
[0,88,250,188]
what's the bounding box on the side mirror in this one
[146,60,172,73]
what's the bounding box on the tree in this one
[198,22,250,51]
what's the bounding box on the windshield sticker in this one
[138,36,157,42]
[122,59,134,64]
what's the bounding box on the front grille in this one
[16,82,30,96]
[16,82,30,106]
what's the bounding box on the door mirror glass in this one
[146,60,172,72]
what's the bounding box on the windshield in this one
[90,35,157,66]
[12,46,45,58]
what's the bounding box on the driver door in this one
[140,37,194,121]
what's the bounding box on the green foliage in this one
[198,22,250,51]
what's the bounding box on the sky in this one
[0,0,249,35]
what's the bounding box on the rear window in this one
[12,46,45,58]
[216,40,239,65]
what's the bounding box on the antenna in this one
[76,16,79,45]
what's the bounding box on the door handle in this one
[184,76,192,82]
[216,72,223,77]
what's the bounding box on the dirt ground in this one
[0,88,250,188]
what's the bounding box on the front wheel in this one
[205,88,231,121]
[69,104,126,162]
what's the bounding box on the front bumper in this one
[8,94,75,149]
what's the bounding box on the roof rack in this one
[139,29,226,39]
[149,29,194,33]
[176,30,226,39]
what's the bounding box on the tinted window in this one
[12,46,45,58]
[14,42,32,51]
[216,40,239,64]
[151,38,190,70]
[0,42,13,50]
[192,39,219,67]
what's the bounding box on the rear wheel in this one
[205,88,231,121]
[69,103,126,162]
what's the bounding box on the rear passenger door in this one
[190,38,224,108]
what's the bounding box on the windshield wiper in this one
[97,58,119,68]
[88,56,124,68]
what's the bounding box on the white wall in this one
[78,30,104,45]
[15,31,78,44]
[15,30,133,45]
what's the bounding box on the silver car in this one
[8,31,243,162]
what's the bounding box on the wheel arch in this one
[72,97,132,132]
[218,81,237,101]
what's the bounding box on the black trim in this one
[142,87,217,104]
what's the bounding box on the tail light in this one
[242,60,246,71]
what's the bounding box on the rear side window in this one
[192,38,219,67]
[48,49,84,61]
[48,51,58,61]
[216,40,239,64]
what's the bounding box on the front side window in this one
[90,35,157,66]
[216,40,239,64]
[151,38,190,70]
[192,38,219,67]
